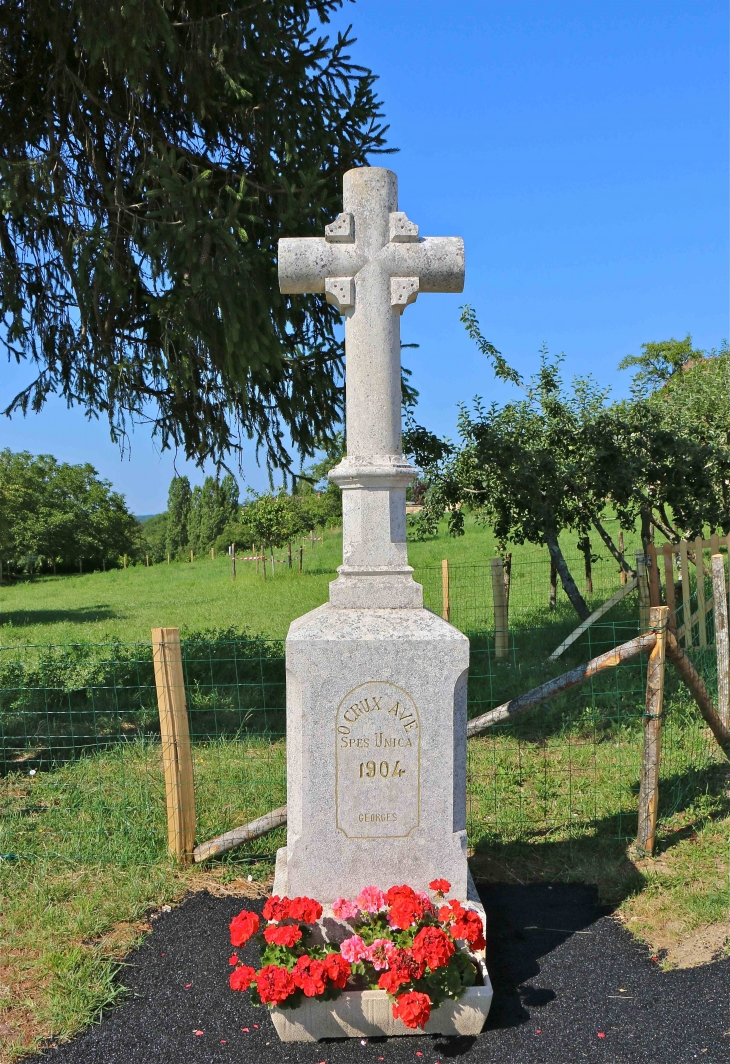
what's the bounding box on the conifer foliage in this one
[0,1,390,470]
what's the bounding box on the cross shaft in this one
[278,168,464,608]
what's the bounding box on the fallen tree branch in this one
[666,633,730,758]
[467,630,657,737]
[193,805,288,864]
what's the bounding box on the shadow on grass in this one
[0,606,119,628]
[469,761,728,901]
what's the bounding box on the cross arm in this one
[381,237,465,293]
[278,238,359,294]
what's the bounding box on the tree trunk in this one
[578,536,593,593]
[592,516,632,574]
[640,507,652,558]
[544,531,590,620]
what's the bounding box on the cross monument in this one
[274,167,472,904]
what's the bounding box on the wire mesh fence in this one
[1,605,725,867]
[414,544,634,633]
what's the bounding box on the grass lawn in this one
[0,730,727,1061]
[0,516,644,648]
[1,515,727,1061]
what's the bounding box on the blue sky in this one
[1,0,727,513]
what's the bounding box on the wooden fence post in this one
[679,539,691,645]
[231,553,236,580]
[190,549,194,563]
[636,550,651,632]
[151,627,196,862]
[123,554,127,569]
[647,543,661,606]
[636,605,668,855]
[490,557,509,660]
[210,547,214,560]
[694,535,707,648]
[662,543,676,631]
[711,554,729,729]
[167,552,170,565]
[299,546,303,572]
[145,554,149,567]
[549,558,557,611]
[441,559,450,622]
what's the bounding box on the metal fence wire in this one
[1,583,725,867]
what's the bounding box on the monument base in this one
[281,602,471,902]
[271,848,492,1042]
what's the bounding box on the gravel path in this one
[31,882,728,1064]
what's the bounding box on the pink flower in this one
[340,934,368,963]
[332,896,359,920]
[416,891,436,915]
[365,938,398,971]
[355,885,388,913]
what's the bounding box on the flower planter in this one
[270,954,493,1041]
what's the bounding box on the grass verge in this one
[1,722,727,1060]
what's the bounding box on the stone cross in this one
[275,167,471,909]
[279,167,464,608]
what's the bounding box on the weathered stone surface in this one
[279,167,463,609]
[275,604,470,902]
[270,961,493,1041]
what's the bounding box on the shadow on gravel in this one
[479,882,607,1029]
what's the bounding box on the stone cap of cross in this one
[278,167,464,315]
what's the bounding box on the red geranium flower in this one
[392,947,425,982]
[412,926,455,970]
[437,898,465,924]
[378,968,411,993]
[229,965,256,991]
[389,896,424,930]
[450,909,486,951]
[263,924,303,947]
[288,896,323,924]
[386,884,418,905]
[292,955,327,997]
[256,964,296,1005]
[262,895,291,922]
[229,909,260,947]
[429,878,451,895]
[392,990,432,1030]
[323,953,351,989]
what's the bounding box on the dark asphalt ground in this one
[31,883,728,1064]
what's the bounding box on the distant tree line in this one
[0,450,140,574]
[142,445,344,563]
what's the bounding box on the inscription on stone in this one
[335,681,420,839]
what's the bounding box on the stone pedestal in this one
[273,603,470,903]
